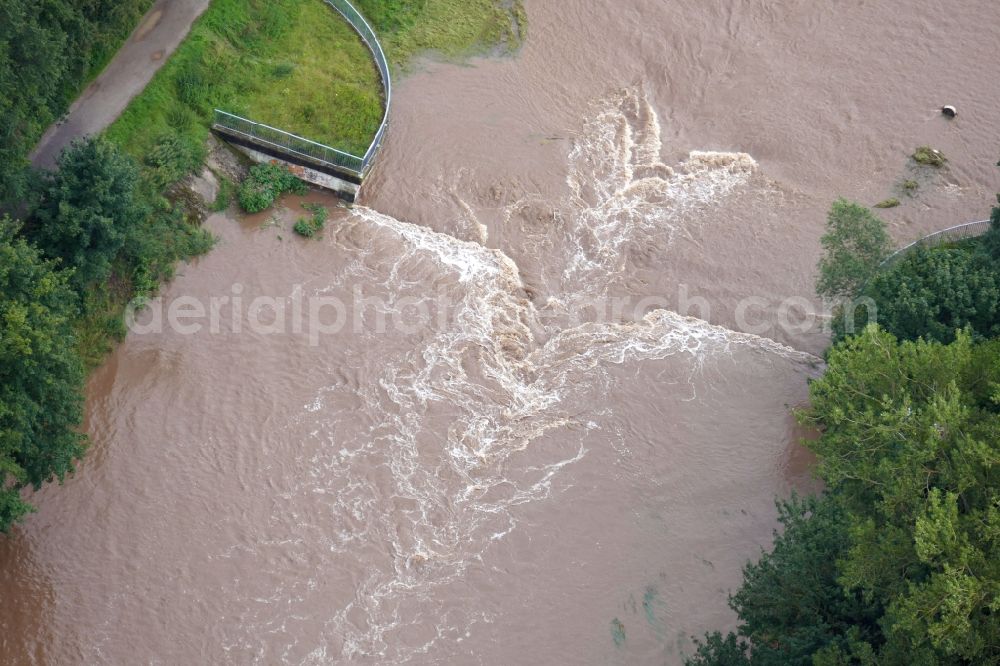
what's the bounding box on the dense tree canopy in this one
[0,0,152,203]
[0,220,86,532]
[807,327,1000,664]
[837,246,1000,343]
[25,138,148,291]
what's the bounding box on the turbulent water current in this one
[3,0,999,663]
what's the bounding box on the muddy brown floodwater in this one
[2,0,999,663]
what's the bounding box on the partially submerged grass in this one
[902,179,920,194]
[356,0,527,65]
[874,198,900,209]
[210,171,236,212]
[912,146,947,168]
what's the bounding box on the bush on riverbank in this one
[26,138,148,292]
[238,164,307,214]
[28,138,214,366]
[815,199,892,301]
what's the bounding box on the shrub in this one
[144,133,200,189]
[912,146,947,167]
[237,164,307,213]
[26,137,148,292]
[238,178,276,214]
[293,203,328,238]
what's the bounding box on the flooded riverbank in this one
[2,0,999,663]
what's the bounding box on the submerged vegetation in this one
[688,171,1000,665]
[912,145,948,168]
[293,203,330,238]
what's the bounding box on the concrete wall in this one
[234,144,360,203]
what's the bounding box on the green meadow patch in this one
[106,0,384,162]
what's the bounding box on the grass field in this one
[106,0,383,160]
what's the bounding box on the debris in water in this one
[941,105,957,118]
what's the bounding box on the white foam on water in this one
[504,88,759,310]
[230,89,819,663]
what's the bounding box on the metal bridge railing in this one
[879,218,993,269]
[324,0,392,168]
[213,110,366,174]
[213,0,392,179]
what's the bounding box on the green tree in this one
[26,137,147,291]
[0,219,86,532]
[834,246,1000,343]
[686,632,750,666]
[686,496,881,666]
[803,326,1000,664]
[979,191,1000,261]
[692,327,1000,666]
[816,200,892,301]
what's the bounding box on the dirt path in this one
[30,0,211,169]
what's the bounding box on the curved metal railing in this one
[213,0,391,178]
[879,218,992,269]
[325,0,391,169]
